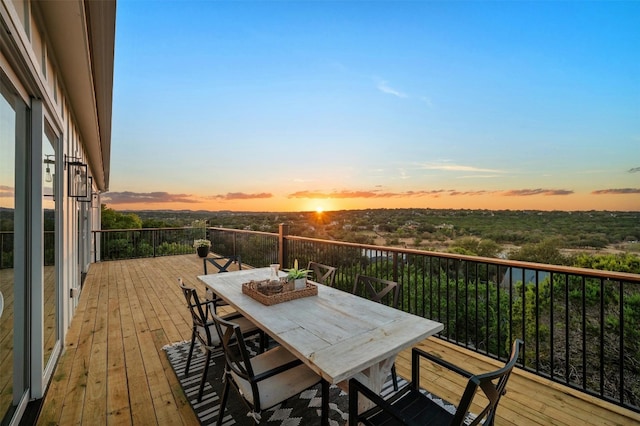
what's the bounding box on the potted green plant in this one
[193,239,211,258]
[285,259,311,290]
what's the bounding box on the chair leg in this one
[348,380,358,426]
[321,379,329,426]
[260,331,267,352]
[391,363,398,391]
[198,350,212,402]
[217,374,231,426]
[185,329,196,376]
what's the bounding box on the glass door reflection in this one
[42,125,57,368]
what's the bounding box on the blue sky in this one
[107,1,640,212]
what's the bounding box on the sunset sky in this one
[106,1,640,212]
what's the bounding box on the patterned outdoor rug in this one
[163,338,467,425]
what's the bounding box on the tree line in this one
[101,206,640,274]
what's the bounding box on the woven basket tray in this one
[242,279,318,306]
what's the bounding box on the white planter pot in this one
[294,278,307,290]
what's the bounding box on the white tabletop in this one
[198,267,443,385]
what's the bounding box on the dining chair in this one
[352,274,401,390]
[352,274,401,307]
[348,339,524,426]
[203,255,242,314]
[178,279,264,402]
[212,311,330,425]
[307,261,337,286]
[203,255,242,274]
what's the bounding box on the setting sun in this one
[316,206,324,213]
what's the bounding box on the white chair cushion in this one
[231,346,320,409]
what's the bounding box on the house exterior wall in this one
[0,1,114,424]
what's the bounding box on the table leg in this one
[338,355,397,414]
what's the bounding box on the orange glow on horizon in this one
[104,191,640,212]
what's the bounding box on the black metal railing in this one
[207,228,278,267]
[92,227,208,261]
[90,225,640,413]
[1,230,55,268]
[0,231,13,269]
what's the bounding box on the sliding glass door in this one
[42,124,58,370]
[0,76,29,426]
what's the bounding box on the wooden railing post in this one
[279,223,289,268]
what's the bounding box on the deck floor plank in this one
[55,261,105,426]
[82,263,109,426]
[120,259,160,425]
[35,255,640,426]
[106,261,132,425]
[34,264,96,425]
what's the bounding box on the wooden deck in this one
[36,255,640,425]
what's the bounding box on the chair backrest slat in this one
[352,274,401,308]
[307,261,337,287]
[203,257,241,312]
[203,256,242,274]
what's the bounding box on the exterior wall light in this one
[78,176,94,203]
[66,155,88,198]
[44,154,54,183]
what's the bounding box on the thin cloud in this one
[289,189,463,199]
[628,167,640,173]
[0,185,14,198]
[592,188,640,195]
[103,191,199,204]
[419,163,505,174]
[457,174,503,179]
[289,190,429,199]
[289,190,384,199]
[104,191,274,204]
[407,190,449,196]
[449,190,494,196]
[289,188,579,200]
[209,192,272,200]
[398,169,410,180]
[375,79,408,98]
[501,189,574,196]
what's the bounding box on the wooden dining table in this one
[197,267,444,415]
